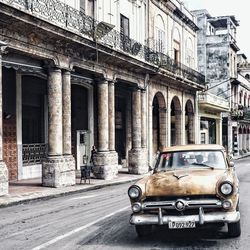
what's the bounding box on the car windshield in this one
[156,150,226,171]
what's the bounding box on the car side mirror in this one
[229,161,234,168]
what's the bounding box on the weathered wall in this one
[2,68,17,181]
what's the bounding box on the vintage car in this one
[128,144,240,238]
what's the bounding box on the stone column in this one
[159,107,167,149]
[126,97,132,164]
[197,115,201,144]
[98,79,109,152]
[175,110,182,145]
[62,70,72,155]
[141,89,147,148]
[187,112,195,144]
[48,68,63,156]
[108,81,115,151]
[216,116,223,145]
[132,88,141,148]
[92,78,118,180]
[0,42,8,196]
[128,88,147,174]
[43,67,75,187]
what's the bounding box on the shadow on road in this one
[78,211,235,249]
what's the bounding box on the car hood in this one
[145,168,228,197]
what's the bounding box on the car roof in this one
[161,144,225,153]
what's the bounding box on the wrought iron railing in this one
[1,0,205,85]
[22,143,47,165]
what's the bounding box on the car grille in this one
[142,195,222,213]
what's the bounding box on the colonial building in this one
[0,0,205,196]
[230,53,250,156]
[192,10,238,150]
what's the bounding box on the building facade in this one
[0,0,205,196]
[230,54,250,156]
[192,10,238,150]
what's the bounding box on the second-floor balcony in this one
[0,0,205,86]
[198,92,229,111]
[231,105,250,120]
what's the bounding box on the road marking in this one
[31,205,130,250]
[69,195,97,200]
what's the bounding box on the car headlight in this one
[128,186,141,199]
[219,182,233,196]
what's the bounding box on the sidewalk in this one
[234,152,250,160]
[0,169,146,208]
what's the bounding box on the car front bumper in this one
[130,208,240,226]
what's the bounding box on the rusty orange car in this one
[128,144,240,238]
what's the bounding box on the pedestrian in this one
[90,145,96,166]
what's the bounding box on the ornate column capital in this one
[108,79,116,86]
[0,41,8,56]
[95,77,108,85]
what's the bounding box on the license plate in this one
[168,221,196,229]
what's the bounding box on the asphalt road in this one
[1,157,250,250]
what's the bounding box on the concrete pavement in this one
[0,169,146,208]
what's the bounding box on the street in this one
[1,158,250,250]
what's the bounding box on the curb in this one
[0,176,142,208]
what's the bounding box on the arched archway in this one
[171,96,182,146]
[185,100,195,144]
[152,92,166,153]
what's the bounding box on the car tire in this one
[135,225,152,237]
[228,220,241,237]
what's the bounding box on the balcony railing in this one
[231,105,250,120]
[1,0,205,85]
[22,143,47,165]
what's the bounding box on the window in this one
[245,74,250,79]
[186,38,194,67]
[173,28,181,63]
[155,15,165,53]
[174,40,180,63]
[239,91,243,104]
[244,93,247,107]
[156,28,165,52]
[120,14,129,37]
[156,150,226,170]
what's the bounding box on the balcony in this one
[231,105,250,120]
[0,0,205,86]
[198,92,229,111]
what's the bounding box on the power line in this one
[204,78,230,91]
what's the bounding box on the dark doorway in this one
[115,96,126,164]
[152,96,160,154]
[71,84,89,159]
[22,76,47,144]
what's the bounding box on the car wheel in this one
[135,225,152,237]
[228,220,241,237]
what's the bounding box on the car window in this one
[156,150,226,171]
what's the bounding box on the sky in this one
[184,0,250,59]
